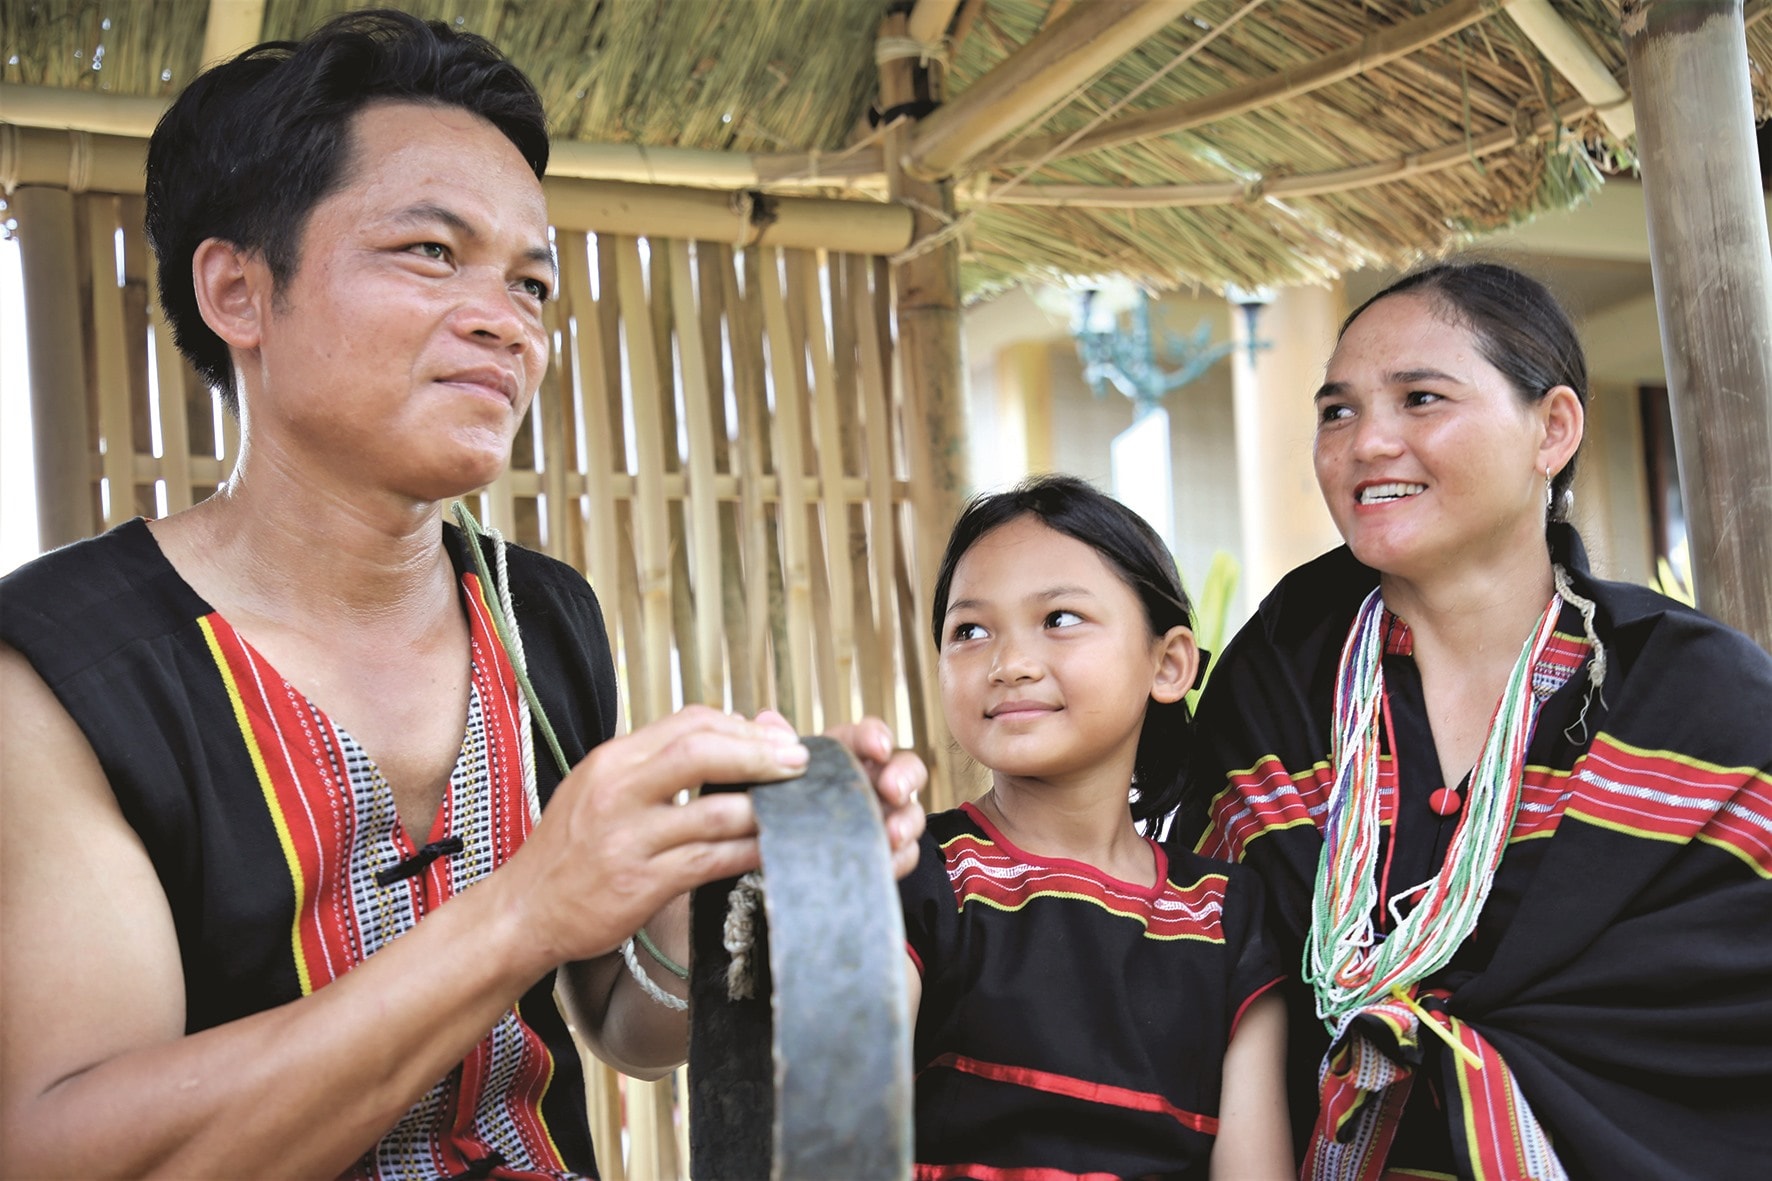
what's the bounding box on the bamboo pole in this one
[908,0,964,45]
[0,82,884,190]
[11,185,94,547]
[1624,0,1772,651]
[903,0,1201,179]
[1001,0,1501,165]
[0,123,910,253]
[1505,0,1635,139]
[881,10,967,803]
[987,94,1596,206]
[199,0,266,69]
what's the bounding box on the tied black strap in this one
[375,835,465,887]
[449,1148,506,1180]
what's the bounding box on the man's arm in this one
[0,647,800,1179]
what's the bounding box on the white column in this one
[1230,285,1345,607]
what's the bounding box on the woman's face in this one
[1312,293,1558,584]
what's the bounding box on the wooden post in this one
[1623,0,1772,651]
[11,185,94,550]
[880,10,970,808]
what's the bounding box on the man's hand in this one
[497,706,813,977]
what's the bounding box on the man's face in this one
[244,100,554,504]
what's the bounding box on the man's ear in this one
[1150,625,1199,705]
[191,238,269,351]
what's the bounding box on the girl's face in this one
[1313,293,1577,584]
[937,516,1194,791]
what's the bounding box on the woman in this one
[1174,262,1772,1180]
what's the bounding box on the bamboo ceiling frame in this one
[985,94,1597,207]
[0,0,1652,216]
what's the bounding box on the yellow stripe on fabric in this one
[1561,808,1688,845]
[1696,832,1772,879]
[199,616,313,996]
[515,1000,568,1170]
[1448,1021,1526,1181]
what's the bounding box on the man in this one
[0,11,924,1178]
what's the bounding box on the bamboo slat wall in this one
[12,188,952,1181]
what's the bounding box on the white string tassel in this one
[1554,564,1608,741]
[723,871,765,1000]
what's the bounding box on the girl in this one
[900,475,1291,1180]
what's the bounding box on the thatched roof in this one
[4,0,1768,295]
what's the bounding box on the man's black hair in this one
[930,475,1197,826]
[144,7,550,411]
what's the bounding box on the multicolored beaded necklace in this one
[1304,585,1562,1032]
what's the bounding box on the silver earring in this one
[1544,468,1555,516]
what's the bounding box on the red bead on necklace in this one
[1428,786,1463,816]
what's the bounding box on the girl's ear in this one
[191,237,270,352]
[1150,625,1199,705]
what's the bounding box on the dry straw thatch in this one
[5,0,1768,293]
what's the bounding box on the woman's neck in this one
[1379,541,1558,669]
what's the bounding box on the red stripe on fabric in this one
[205,614,364,989]
[926,1053,1218,1135]
[1229,976,1284,1041]
[942,833,1226,940]
[914,1165,1123,1181]
[456,574,568,1172]
[905,941,925,976]
[1198,758,1334,861]
[1569,737,1753,842]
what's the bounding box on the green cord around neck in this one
[452,502,572,781]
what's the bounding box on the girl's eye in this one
[1045,610,1083,629]
[1317,403,1352,425]
[411,242,450,261]
[949,622,985,644]
[1405,389,1442,407]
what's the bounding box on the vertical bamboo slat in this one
[560,233,624,634]
[850,254,905,736]
[800,251,857,728]
[614,236,676,725]
[87,196,135,530]
[758,248,818,731]
[723,247,776,717]
[669,240,726,708]
[700,245,756,717]
[145,250,194,515]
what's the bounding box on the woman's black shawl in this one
[1172,526,1772,1179]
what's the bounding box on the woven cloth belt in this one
[1305,988,1569,1181]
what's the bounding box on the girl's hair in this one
[930,475,1196,825]
[1341,260,1590,521]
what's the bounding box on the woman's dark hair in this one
[1340,260,1590,521]
[930,475,1196,826]
[145,8,550,411]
